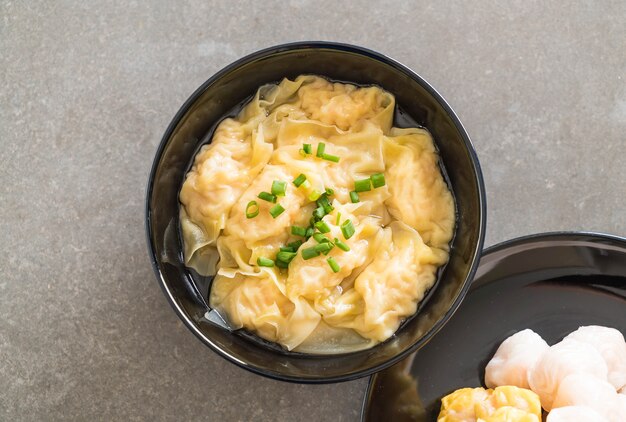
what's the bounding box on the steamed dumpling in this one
[547,406,608,422]
[485,329,549,389]
[565,326,626,390]
[528,339,609,411]
[437,386,541,422]
[552,373,620,421]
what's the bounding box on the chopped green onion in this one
[314,242,333,253]
[301,247,320,260]
[287,240,303,250]
[315,221,331,233]
[257,257,274,267]
[322,153,340,163]
[291,225,307,237]
[303,143,312,154]
[313,233,331,243]
[271,180,287,196]
[269,204,285,218]
[258,191,277,203]
[245,201,259,219]
[313,206,326,220]
[325,187,334,196]
[308,189,323,201]
[341,219,355,239]
[277,251,297,263]
[349,191,360,203]
[317,195,333,214]
[299,148,308,157]
[316,142,326,158]
[336,212,341,225]
[293,174,307,187]
[371,173,386,188]
[280,246,295,253]
[305,227,315,238]
[334,238,350,251]
[327,257,340,273]
[301,180,311,189]
[354,178,372,192]
[275,259,289,269]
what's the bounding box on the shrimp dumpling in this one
[547,406,608,422]
[565,326,626,390]
[552,373,619,421]
[527,339,609,411]
[485,329,549,389]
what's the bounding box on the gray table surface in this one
[1,1,624,421]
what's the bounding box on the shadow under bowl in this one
[146,41,486,383]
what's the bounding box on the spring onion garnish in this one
[305,227,315,238]
[275,259,289,269]
[269,204,285,218]
[315,221,331,234]
[257,257,274,267]
[314,242,333,253]
[245,201,259,219]
[317,195,333,214]
[313,206,326,220]
[334,238,350,252]
[354,178,372,192]
[349,191,360,203]
[271,180,287,196]
[293,174,307,187]
[280,246,295,253]
[327,257,340,273]
[303,143,312,154]
[316,142,326,158]
[313,233,331,243]
[287,240,303,250]
[258,191,277,203]
[325,187,334,195]
[322,153,340,163]
[301,180,311,189]
[336,212,341,225]
[371,173,386,188]
[301,247,320,260]
[277,251,297,263]
[291,225,307,237]
[308,189,323,201]
[341,219,355,239]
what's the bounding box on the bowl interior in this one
[146,42,485,382]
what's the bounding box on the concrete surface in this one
[1,1,624,421]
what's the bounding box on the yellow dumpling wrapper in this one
[438,386,541,422]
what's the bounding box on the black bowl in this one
[146,42,486,383]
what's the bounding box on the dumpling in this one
[383,128,455,251]
[437,386,541,422]
[565,326,626,390]
[209,271,320,350]
[552,373,619,421]
[437,387,493,422]
[226,165,306,248]
[337,221,445,341]
[547,406,608,422]
[485,329,549,389]
[528,339,609,411]
[180,118,273,273]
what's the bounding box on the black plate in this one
[361,232,626,421]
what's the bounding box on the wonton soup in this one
[179,75,455,353]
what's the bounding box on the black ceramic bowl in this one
[146,42,486,383]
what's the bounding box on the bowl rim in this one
[145,41,487,383]
[359,230,626,419]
